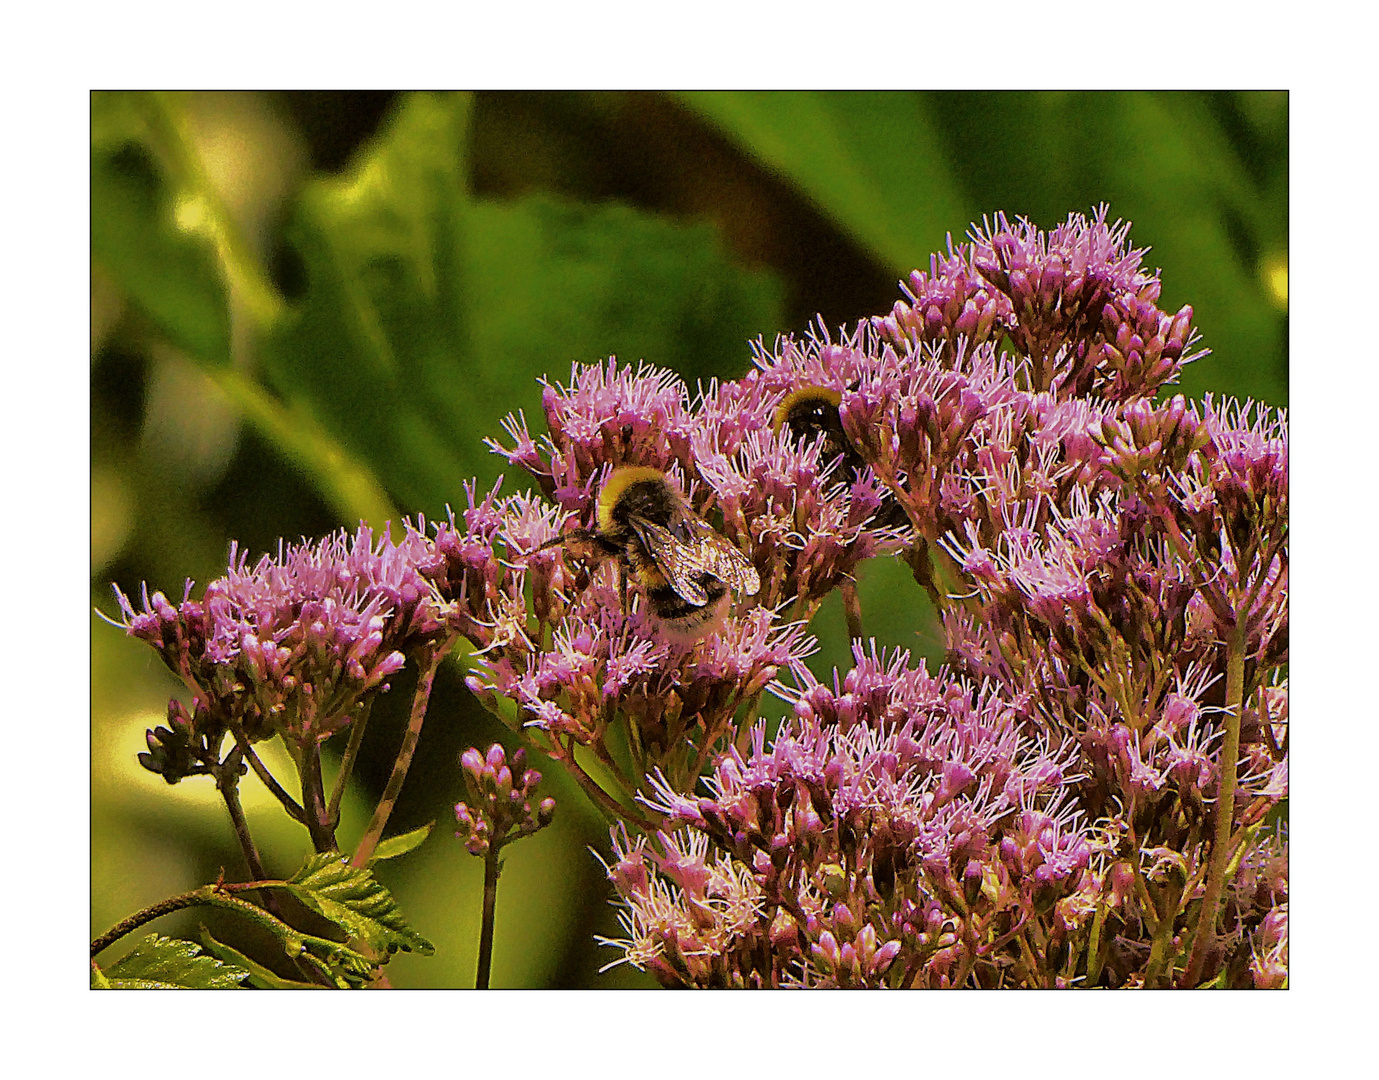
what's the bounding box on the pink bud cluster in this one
[454,743,556,857]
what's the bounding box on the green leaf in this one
[90,91,232,366]
[678,91,971,275]
[462,196,784,400]
[262,90,784,520]
[1077,92,1286,406]
[198,928,319,989]
[369,820,435,863]
[95,933,250,989]
[283,852,435,956]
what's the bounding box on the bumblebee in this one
[558,466,760,632]
[773,385,851,465]
[773,385,909,530]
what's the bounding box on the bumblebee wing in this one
[679,514,761,597]
[627,515,710,607]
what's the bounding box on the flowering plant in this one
[95,205,1285,989]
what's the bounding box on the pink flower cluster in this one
[603,646,1092,988]
[113,206,1287,989]
[587,208,1287,988]
[114,525,448,774]
[454,743,556,857]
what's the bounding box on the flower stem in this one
[328,699,373,824]
[228,718,307,823]
[215,749,287,919]
[1084,905,1107,986]
[90,889,214,957]
[91,883,295,958]
[561,740,658,832]
[1181,622,1247,987]
[352,642,448,867]
[298,743,337,853]
[1143,878,1184,987]
[475,844,502,989]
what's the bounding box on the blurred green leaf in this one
[369,820,434,863]
[284,852,435,956]
[679,91,971,274]
[1096,92,1286,405]
[206,365,399,532]
[264,91,785,519]
[261,92,474,518]
[95,933,250,989]
[91,91,232,365]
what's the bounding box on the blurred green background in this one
[91,90,1287,988]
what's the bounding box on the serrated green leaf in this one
[284,852,435,956]
[679,91,971,275]
[90,91,232,366]
[198,928,318,989]
[369,820,435,863]
[97,933,250,989]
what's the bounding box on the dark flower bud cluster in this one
[454,744,556,857]
[137,697,219,784]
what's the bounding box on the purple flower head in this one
[489,358,696,516]
[836,339,1018,540]
[454,742,555,857]
[969,207,1206,401]
[1222,823,1288,988]
[113,524,447,754]
[468,560,816,785]
[874,240,1014,358]
[1193,396,1289,549]
[1090,394,1211,489]
[598,825,767,987]
[695,423,903,610]
[1248,904,1288,990]
[692,323,879,481]
[611,645,1089,987]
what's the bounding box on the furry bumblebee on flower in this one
[99,207,1286,991]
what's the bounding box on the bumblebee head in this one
[773,385,849,461]
[595,466,681,537]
